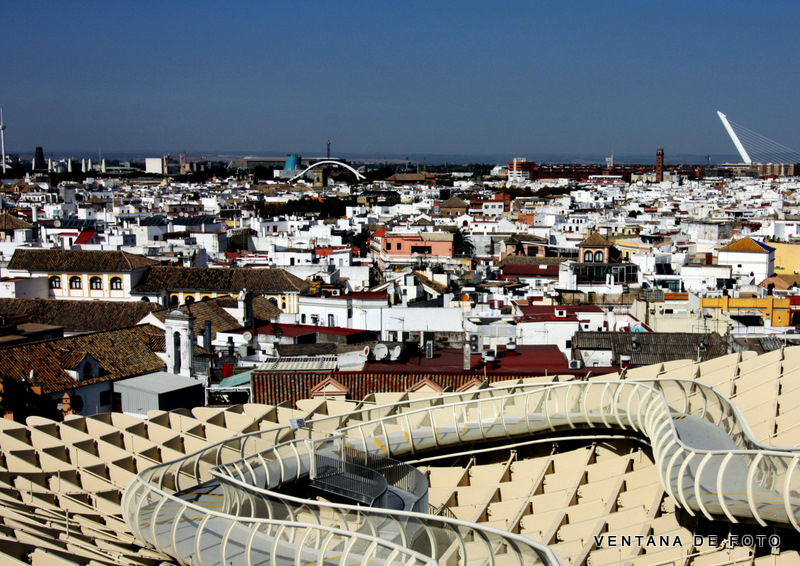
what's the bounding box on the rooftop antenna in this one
[327,139,330,160]
[0,108,6,175]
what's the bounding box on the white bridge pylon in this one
[717,111,752,165]
[289,160,365,182]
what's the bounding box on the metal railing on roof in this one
[121,370,800,566]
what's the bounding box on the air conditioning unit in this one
[331,289,341,296]
[569,359,584,370]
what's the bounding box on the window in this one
[594,251,604,262]
[386,242,392,250]
[583,251,593,262]
[69,276,82,289]
[110,277,123,290]
[301,314,306,324]
[328,314,335,326]
[90,276,102,290]
[49,276,61,289]
[397,243,402,250]
[99,390,112,406]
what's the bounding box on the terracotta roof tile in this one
[0,212,33,230]
[719,237,776,254]
[440,196,469,209]
[0,325,167,394]
[131,266,311,294]
[0,298,160,332]
[150,299,241,340]
[7,249,158,272]
[577,232,614,248]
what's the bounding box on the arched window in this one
[583,251,593,262]
[594,251,604,262]
[90,276,103,290]
[185,296,195,306]
[170,295,179,308]
[69,276,82,289]
[110,277,123,290]
[49,276,61,289]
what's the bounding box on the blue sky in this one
[2,1,799,162]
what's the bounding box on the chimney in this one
[204,319,212,351]
[238,289,254,326]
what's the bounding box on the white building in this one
[717,237,775,285]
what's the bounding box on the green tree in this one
[450,227,475,257]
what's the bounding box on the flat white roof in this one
[115,371,203,394]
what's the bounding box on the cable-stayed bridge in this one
[718,111,800,165]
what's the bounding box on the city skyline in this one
[2,1,799,159]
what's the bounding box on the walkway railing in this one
[311,453,389,507]
[121,377,800,566]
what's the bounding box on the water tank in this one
[285,154,301,171]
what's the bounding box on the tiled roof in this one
[252,295,283,320]
[150,299,241,340]
[213,294,283,321]
[0,324,167,394]
[144,334,212,357]
[577,232,614,248]
[502,264,560,277]
[498,256,566,266]
[0,298,160,332]
[7,249,158,272]
[720,237,776,254]
[74,230,97,245]
[760,274,800,290]
[504,234,547,244]
[571,331,727,366]
[0,212,33,230]
[251,345,596,406]
[440,196,469,209]
[130,266,311,294]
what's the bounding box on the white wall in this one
[0,277,49,298]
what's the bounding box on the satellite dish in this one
[242,331,253,342]
[362,345,370,357]
[374,343,388,360]
[53,220,61,227]
[391,345,402,360]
